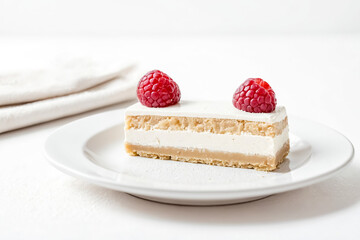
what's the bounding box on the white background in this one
[0,1,359,240]
[1,0,360,36]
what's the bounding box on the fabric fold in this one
[0,59,140,133]
[0,58,135,106]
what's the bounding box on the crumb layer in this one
[126,115,288,137]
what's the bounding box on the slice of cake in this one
[124,101,289,171]
[124,70,289,171]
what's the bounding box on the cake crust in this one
[125,141,290,171]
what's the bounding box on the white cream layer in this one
[125,127,289,156]
[126,101,287,124]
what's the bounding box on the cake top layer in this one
[125,101,287,123]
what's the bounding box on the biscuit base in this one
[124,141,290,171]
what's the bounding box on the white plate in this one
[44,110,354,206]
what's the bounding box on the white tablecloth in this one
[0,35,359,240]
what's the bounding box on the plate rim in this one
[44,109,355,198]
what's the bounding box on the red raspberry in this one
[232,78,277,113]
[137,70,181,107]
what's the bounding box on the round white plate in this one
[44,110,354,206]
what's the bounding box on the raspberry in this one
[137,70,181,107]
[232,78,277,113]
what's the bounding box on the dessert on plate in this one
[124,70,289,171]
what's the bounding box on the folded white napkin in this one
[0,59,140,133]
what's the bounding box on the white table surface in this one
[0,35,359,240]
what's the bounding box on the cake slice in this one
[124,101,289,171]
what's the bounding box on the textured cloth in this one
[0,59,139,133]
